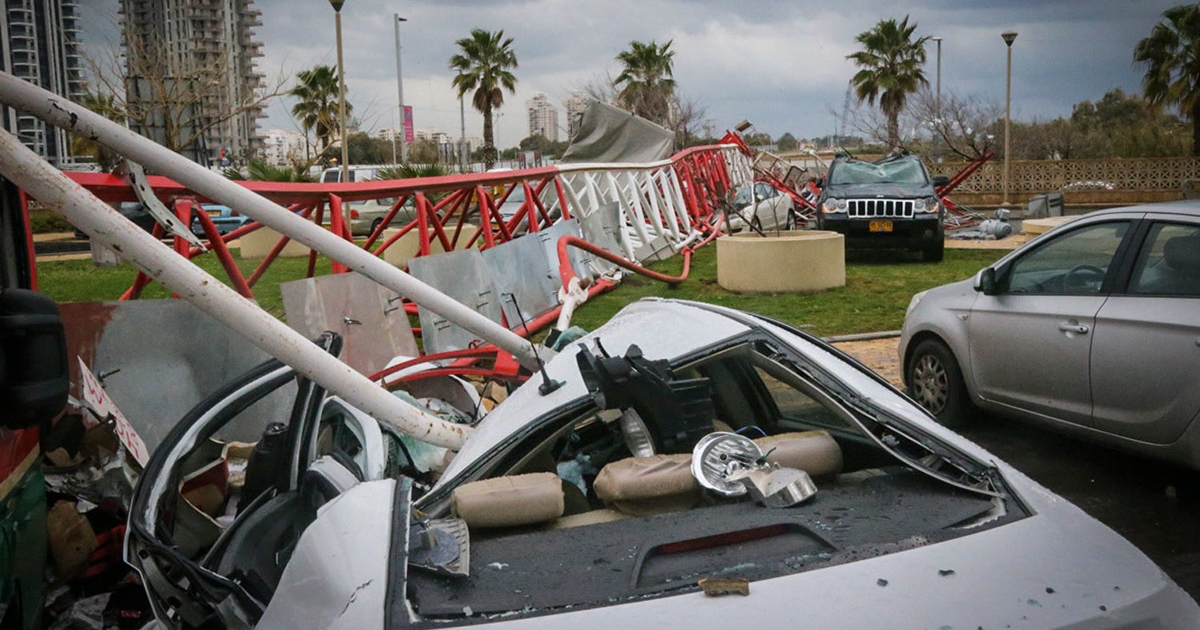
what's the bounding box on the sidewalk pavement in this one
[832,337,903,387]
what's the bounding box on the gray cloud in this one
[82,0,1179,147]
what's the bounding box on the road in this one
[835,337,1200,601]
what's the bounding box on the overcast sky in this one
[80,0,1178,148]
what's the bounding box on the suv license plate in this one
[869,220,893,232]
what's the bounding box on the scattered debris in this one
[699,578,750,597]
[947,210,1013,241]
[39,360,155,629]
[46,593,107,630]
[46,501,97,580]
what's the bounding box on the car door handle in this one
[1058,323,1090,334]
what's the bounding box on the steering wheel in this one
[1062,264,1105,293]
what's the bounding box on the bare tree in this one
[908,87,1001,160]
[842,86,1001,161]
[574,72,618,104]
[666,93,712,147]
[843,101,913,151]
[85,26,288,164]
[573,72,711,148]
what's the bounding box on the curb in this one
[824,330,902,343]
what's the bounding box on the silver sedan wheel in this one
[912,354,949,414]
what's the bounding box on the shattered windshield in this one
[830,158,927,186]
[733,183,773,205]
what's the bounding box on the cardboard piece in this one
[47,500,98,579]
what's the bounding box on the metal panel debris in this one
[281,272,419,375]
[409,250,505,354]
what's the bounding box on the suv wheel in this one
[907,339,970,427]
[370,218,383,237]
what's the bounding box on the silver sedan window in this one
[1129,223,1200,297]
[1007,221,1129,295]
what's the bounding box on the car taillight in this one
[351,209,360,219]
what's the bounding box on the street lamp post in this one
[331,0,349,178]
[394,14,408,164]
[932,37,942,116]
[390,110,397,164]
[459,96,467,171]
[1002,30,1017,207]
[931,36,942,161]
[330,0,350,227]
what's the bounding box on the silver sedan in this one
[726,182,798,233]
[900,202,1200,468]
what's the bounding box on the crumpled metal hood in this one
[824,182,935,199]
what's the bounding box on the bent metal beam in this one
[0,126,473,450]
[0,71,540,371]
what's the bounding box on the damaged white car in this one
[126,300,1200,630]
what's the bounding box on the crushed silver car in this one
[127,299,1200,630]
[725,182,798,233]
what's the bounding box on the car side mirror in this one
[932,175,951,188]
[0,288,69,429]
[974,268,998,295]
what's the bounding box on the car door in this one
[968,218,1136,425]
[1090,217,1200,443]
[754,184,786,230]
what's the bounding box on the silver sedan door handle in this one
[1058,322,1090,334]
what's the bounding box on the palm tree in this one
[614,40,676,124]
[847,16,929,150]
[290,65,351,162]
[450,29,518,169]
[1135,4,1200,156]
[248,159,315,182]
[377,163,450,180]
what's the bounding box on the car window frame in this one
[996,218,1140,297]
[1109,217,1200,299]
[747,352,863,441]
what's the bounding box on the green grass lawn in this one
[569,247,1006,337]
[36,250,333,319]
[36,245,1005,337]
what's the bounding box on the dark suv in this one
[817,154,947,261]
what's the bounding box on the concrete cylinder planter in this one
[716,231,845,293]
[238,227,311,258]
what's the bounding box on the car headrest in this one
[451,472,564,529]
[753,431,843,477]
[1164,235,1200,273]
[594,454,700,515]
